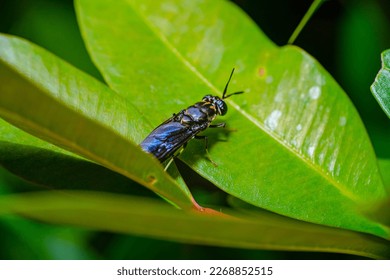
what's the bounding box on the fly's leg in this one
[164,143,187,171]
[211,122,238,133]
[164,158,174,171]
[209,122,226,128]
[194,122,226,166]
[194,135,218,166]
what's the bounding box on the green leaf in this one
[76,0,388,238]
[363,158,390,229]
[378,158,390,192]
[0,34,195,209]
[0,117,155,197]
[0,190,389,259]
[371,49,390,118]
[0,143,154,197]
[0,119,155,197]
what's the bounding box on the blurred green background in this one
[0,0,389,259]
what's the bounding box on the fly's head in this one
[202,95,228,116]
[201,68,244,117]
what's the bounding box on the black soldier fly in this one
[140,68,243,168]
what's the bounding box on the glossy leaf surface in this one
[77,0,388,238]
[0,190,389,259]
[371,49,390,118]
[0,34,195,209]
[378,158,390,192]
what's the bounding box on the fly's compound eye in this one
[215,99,228,115]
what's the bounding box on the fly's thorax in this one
[179,101,216,125]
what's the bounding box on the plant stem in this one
[288,0,326,44]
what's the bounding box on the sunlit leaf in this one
[0,34,195,209]
[76,0,388,238]
[371,49,390,118]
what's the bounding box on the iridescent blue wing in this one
[140,121,198,162]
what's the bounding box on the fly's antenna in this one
[222,68,244,99]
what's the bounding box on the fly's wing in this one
[140,122,197,162]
